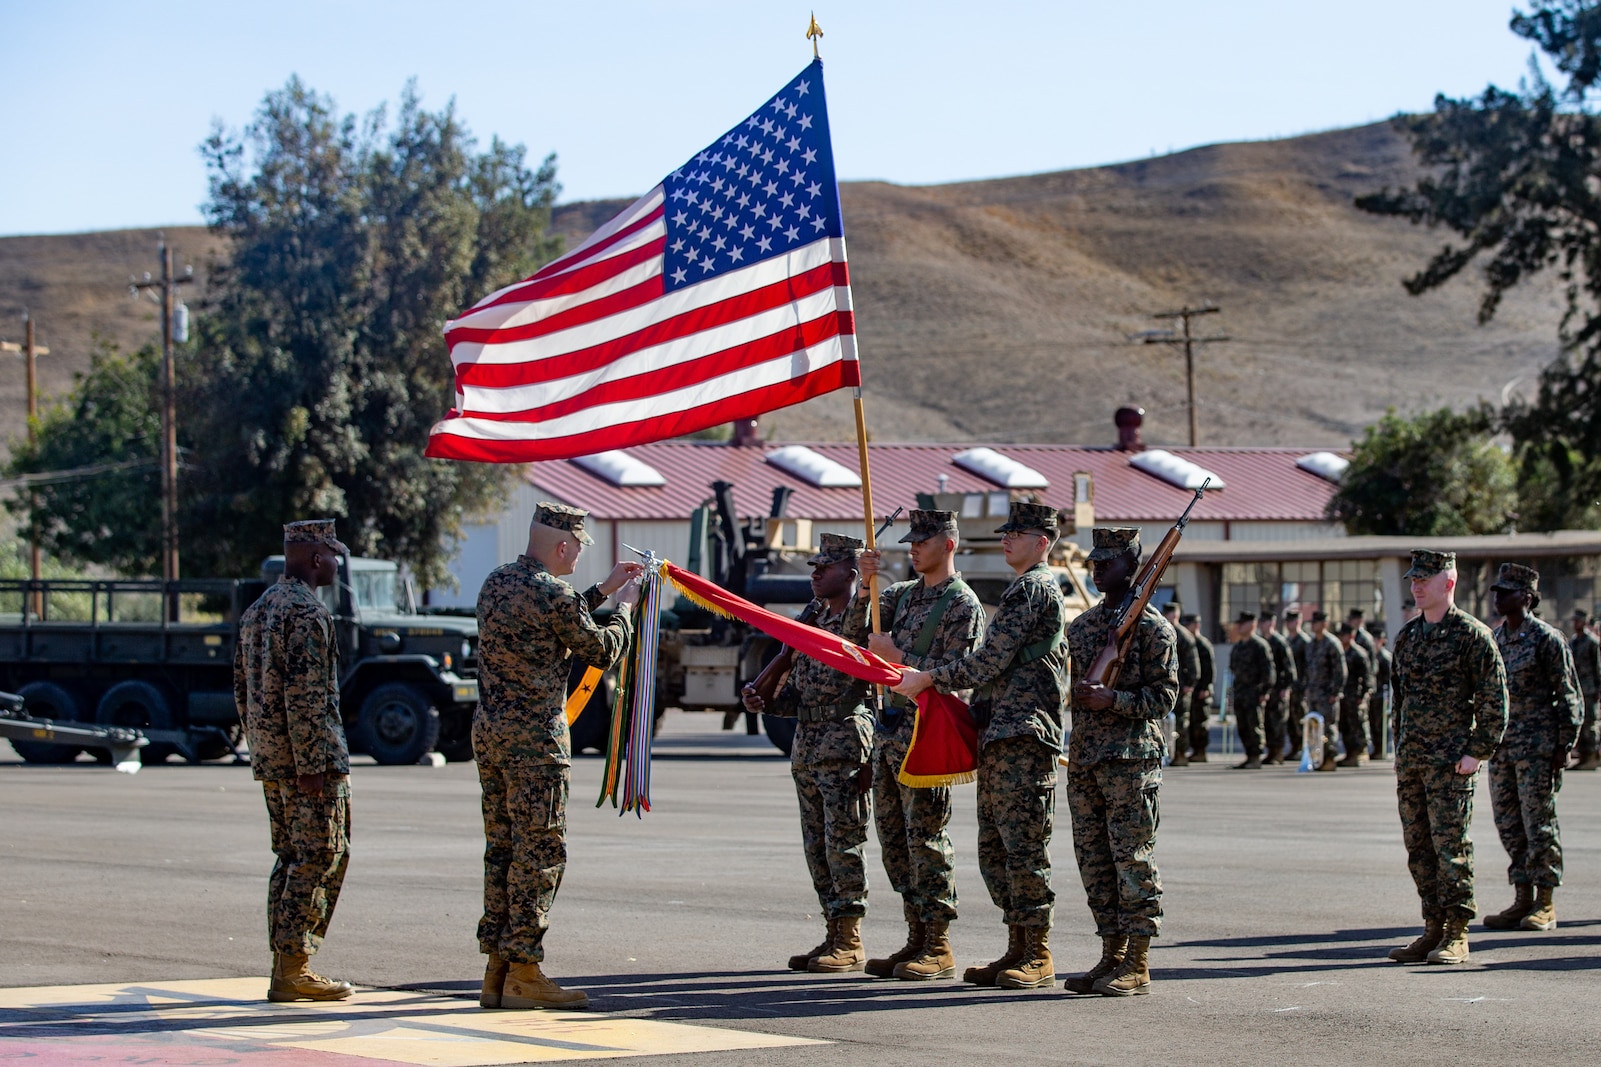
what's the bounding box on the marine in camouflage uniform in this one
[475,503,636,1009]
[1163,602,1200,766]
[844,510,985,980]
[1282,612,1310,761]
[1063,527,1179,997]
[1483,564,1582,932]
[1227,613,1275,768]
[1337,624,1373,766]
[1261,616,1298,764]
[1185,615,1216,760]
[1570,609,1601,769]
[765,533,875,973]
[901,501,1069,990]
[1302,612,1346,771]
[235,519,353,1002]
[1372,634,1394,758]
[1387,550,1508,966]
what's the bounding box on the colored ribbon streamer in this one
[565,666,603,725]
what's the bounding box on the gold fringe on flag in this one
[897,702,977,788]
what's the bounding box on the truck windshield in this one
[352,569,400,613]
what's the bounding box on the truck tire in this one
[354,683,440,766]
[9,681,86,764]
[96,681,177,764]
[762,714,796,757]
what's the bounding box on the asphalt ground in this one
[4,710,1601,1066]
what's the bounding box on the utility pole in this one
[2,313,49,611]
[130,238,193,587]
[1141,304,1229,447]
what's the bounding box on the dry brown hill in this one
[0,122,1567,456]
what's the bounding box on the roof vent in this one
[1128,449,1225,490]
[765,445,862,488]
[952,447,1048,489]
[570,449,667,487]
[1296,451,1349,483]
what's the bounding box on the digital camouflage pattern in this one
[1490,613,1582,890]
[1341,642,1373,758]
[845,575,985,923]
[235,576,347,781]
[1493,615,1583,761]
[976,736,1058,927]
[474,556,633,767]
[1397,763,1480,921]
[1067,758,1163,938]
[1286,627,1311,747]
[927,563,1068,753]
[1489,759,1564,886]
[1372,643,1393,754]
[1229,631,1275,757]
[1352,624,1377,686]
[1302,632,1347,741]
[1264,628,1297,758]
[1066,600,1176,939]
[262,775,350,956]
[475,555,632,965]
[1189,627,1216,753]
[1066,601,1179,764]
[1172,620,1201,692]
[1392,604,1508,922]
[1572,627,1601,754]
[768,598,874,918]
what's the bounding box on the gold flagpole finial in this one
[807,12,823,58]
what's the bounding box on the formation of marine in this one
[234,507,1586,1006]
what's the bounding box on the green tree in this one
[1354,1,1601,529]
[4,342,163,574]
[1329,407,1519,536]
[178,78,561,586]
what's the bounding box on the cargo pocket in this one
[293,779,349,855]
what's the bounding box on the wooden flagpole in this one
[853,388,882,634]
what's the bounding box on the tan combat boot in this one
[1387,916,1444,962]
[1520,886,1557,931]
[808,915,866,973]
[480,951,509,1008]
[1575,751,1601,770]
[866,907,924,978]
[267,951,354,1002]
[1482,885,1533,931]
[788,922,834,972]
[1064,935,1128,994]
[1317,744,1338,772]
[996,926,1055,989]
[893,921,955,980]
[501,962,589,1009]
[1426,916,1470,964]
[1094,935,1152,996]
[1170,749,1190,767]
[963,925,1024,986]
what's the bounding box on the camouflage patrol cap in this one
[995,501,1061,537]
[1086,526,1140,561]
[1338,622,1355,636]
[1576,608,1590,621]
[1490,562,1539,595]
[1310,610,1329,623]
[899,509,960,544]
[1236,611,1257,623]
[806,532,864,567]
[1179,612,1199,625]
[1162,600,1182,614]
[1348,608,1365,619]
[1404,549,1456,579]
[535,502,594,545]
[1283,608,1301,620]
[283,519,349,555]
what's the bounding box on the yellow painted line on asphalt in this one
[0,977,823,1065]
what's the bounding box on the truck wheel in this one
[9,681,85,764]
[762,714,796,757]
[354,684,441,766]
[96,681,176,764]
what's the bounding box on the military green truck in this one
[0,555,479,766]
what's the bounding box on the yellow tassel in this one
[897,768,978,788]
[664,566,739,621]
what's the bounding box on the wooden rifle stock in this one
[1084,480,1210,690]
[748,600,823,703]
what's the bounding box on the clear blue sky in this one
[0,1,1546,236]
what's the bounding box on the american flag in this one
[425,59,857,462]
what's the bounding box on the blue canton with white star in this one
[662,59,844,292]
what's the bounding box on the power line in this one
[1140,304,1229,446]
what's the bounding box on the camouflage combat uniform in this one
[235,522,351,959]
[1341,640,1373,760]
[1570,620,1601,759]
[1171,617,1201,755]
[1490,569,1582,890]
[1228,626,1275,760]
[1263,628,1298,761]
[1190,625,1215,756]
[773,588,875,920]
[844,564,984,924]
[1391,552,1508,922]
[1285,622,1310,756]
[1302,628,1346,753]
[475,505,632,966]
[926,503,1068,930]
[1373,642,1393,756]
[1065,532,1179,939]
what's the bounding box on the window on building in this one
[1220,559,1382,634]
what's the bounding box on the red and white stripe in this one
[425,185,858,463]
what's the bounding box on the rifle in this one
[1084,479,1209,690]
[746,599,823,704]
